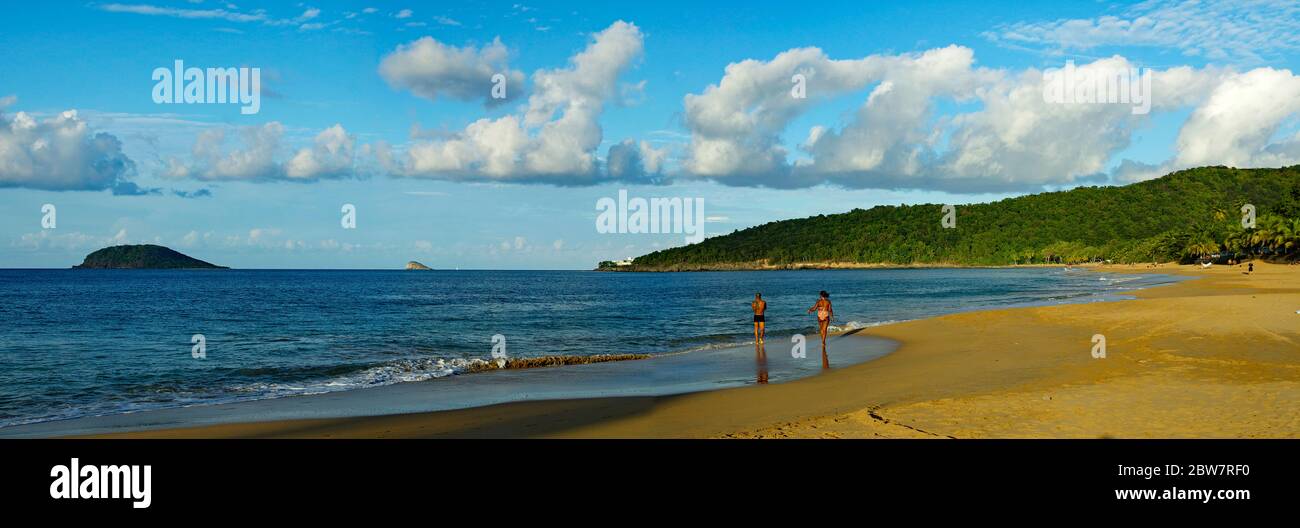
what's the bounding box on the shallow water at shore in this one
[0,335,895,437]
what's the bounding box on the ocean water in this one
[0,268,1183,428]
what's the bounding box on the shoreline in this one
[0,267,1167,437]
[3,329,899,438]
[735,262,1300,438]
[46,263,1290,439]
[597,261,1126,272]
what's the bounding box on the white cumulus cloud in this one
[0,108,140,194]
[680,45,1300,192]
[167,122,360,181]
[380,21,650,185]
[379,36,524,105]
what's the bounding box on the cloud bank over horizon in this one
[3,2,1300,197]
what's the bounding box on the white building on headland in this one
[615,257,634,266]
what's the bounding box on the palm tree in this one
[1250,215,1281,253]
[1278,218,1300,256]
[1183,233,1220,261]
[1021,248,1038,265]
[1222,226,1247,253]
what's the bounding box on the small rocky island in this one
[405,260,432,270]
[73,244,227,269]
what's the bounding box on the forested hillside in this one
[621,166,1300,270]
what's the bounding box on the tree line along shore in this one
[604,166,1300,271]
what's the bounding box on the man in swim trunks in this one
[751,293,767,344]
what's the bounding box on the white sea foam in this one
[829,319,903,333]
[228,357,496,398]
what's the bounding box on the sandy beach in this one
[81,262,1300,439]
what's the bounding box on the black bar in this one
[3,439,1292,517]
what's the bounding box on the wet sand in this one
[83,262,1300,438]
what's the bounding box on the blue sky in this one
[2,0,1299,268]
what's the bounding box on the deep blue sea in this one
[0,268,1182,428]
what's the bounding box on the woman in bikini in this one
[807,291,833,367]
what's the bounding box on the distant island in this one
[612,166,1300,271]
[405,261,432,270]
[73,244,228,269]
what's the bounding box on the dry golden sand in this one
[87,262,1300,439]
[735,261,1300,439]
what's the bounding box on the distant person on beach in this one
[1248,262,1254,274]
[807,291,833,367]
[751,293,767,344]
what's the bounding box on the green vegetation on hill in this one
[626,166,1300,270]
[73,244,227,269]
